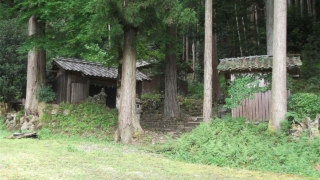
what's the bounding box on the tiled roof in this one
[217,55,302,71]
[136,60,151,68]
[136,59,157,68]
[53,57,151,81]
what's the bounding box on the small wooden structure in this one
[217,55,302,121]
[51,57,150,108]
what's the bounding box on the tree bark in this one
[25,15,46,116]
[266,0,274,55]
[212,32,220,103]
[117,27,143,144]
[116,45,123,110]
[182,36,185,61]
[203,0,213,123]
[254,5,260,48]
[307,0,312,16]
[312,0,316,18]
[295,0,299,16]
[235,3,243,57]
[269,0,287,132]
[192,40,196,81]
[164,26,180,120]
[300,0,304,17]
[186,36,189,63]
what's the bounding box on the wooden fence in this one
[232,90,290,122]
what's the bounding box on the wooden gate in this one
[232,90,290,122]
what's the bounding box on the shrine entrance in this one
[89,85,117,108]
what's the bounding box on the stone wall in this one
[139,97,203,132]
[140,113,181,131]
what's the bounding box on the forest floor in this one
[0,130,312,180]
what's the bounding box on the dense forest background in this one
[1,0,319,104]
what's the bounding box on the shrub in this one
[224,75,269,109]
[0,115,5,130]
[37,86,56,103]
[288,93,320,121]
[41,102,117,139]
[141,93,161,104]
[168,117,320,178]
[187,81,203,99]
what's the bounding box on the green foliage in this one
[0,115,5,130]
[224,75,269,109]
[301,22,320,80]
[141,93,162,110]
[36,86,56,103]
[187,81,203,99]
[287,93,320,121]
[141,93,161,104]
[0,18,27,104]
[168,117,320,178]
[42,102,117,139]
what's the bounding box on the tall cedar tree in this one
[164,25,180,120]
[107,0,195,143]
[25,15,46,116]
[266,0,274,55]
[269,0,287,131]
[203,0,213,123]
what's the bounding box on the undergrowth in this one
[166,117,320,178]
[40,102,117,140]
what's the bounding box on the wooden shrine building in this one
[217,55,302,121]
[51,57,150,108]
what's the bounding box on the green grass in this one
[165,117,320,178]
[0,130,310,180]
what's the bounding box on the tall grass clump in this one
[169,117,320,178]
[40,102,117,139]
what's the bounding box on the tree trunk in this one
[186,36,189,63]
[254,5,260,49]
[307,0,312,16]
[192,40,196,81]
[269,0,287,132]
[212,32,220,103]
[295,0,299,17]
[182,36,185,61]
[312,0,316,18]
[116,45,123,110]
[116,27,143,144]
[25,15,46,116]
[266,0,274,55]
[235,4,243,57]
[300,0,304,17]
[203,0,213,123]
[288,0,292,7]
[164,26,180,120]
[108,24,111,48]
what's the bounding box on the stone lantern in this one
[136,94,143,122]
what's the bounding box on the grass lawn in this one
[0,130,312,180]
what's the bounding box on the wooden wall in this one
[142,75,162,94]
[232,90,290,122]
[68,72,89,103]
[52,71,68,103]
[53,71,89,103]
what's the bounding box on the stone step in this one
[184,127,195,133]
[190,117,204,122]
[162,128,176,132]
[186,121,201,126]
